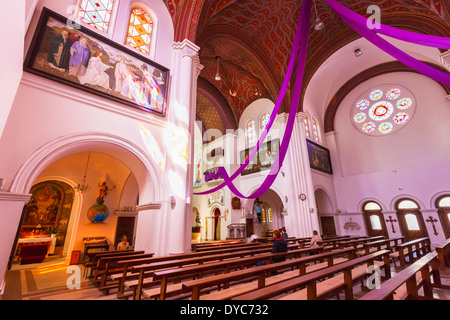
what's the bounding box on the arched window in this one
[395,198,428,241]
[436,195,450,239]
[126,8,153,54]
[246,120,256,145]
[312,117,321,143]
[77,0,115,33]
[362,201,387,237]
[303,112,311,138]
[260,113,271,140]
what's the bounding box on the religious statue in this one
[96,182,109,203]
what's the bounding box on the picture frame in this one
[239,139,280,176]
[306,139,333,174]
[24,7,169,117]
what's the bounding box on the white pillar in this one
[281,112,320,238]
[165,39,203,254]
[0,192,31,295]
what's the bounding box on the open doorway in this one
[315,188,336,237]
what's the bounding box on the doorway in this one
[436,195,450,239]
[362,201,388,238]
[396,199,428,242]
[114,216,136,249]
[214,208,221,241]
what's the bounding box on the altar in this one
[227,223,247,239]
[18,236,56,255]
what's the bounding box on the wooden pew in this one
[112,243,296,299]
[391,237,431,268]
[119,243,301,300]
[87,250,144,278]
[338,236,385,251]
[194,242,261,252]
[317,236,368,251]
[231,249,392,300]
[435,238,450,273]
[192,239,245,250]
[356,237,405,257]
[93,252,153,287]
[182,248,355,300]
[146,247,326,300]
[359,251,450,300]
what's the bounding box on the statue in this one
[97,182,109,203]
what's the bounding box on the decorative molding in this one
[0,191,31,202]
[21,73,167,128]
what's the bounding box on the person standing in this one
[280,227,288,240]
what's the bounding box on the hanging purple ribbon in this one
[324,0,450,49]
[324,0,450,86]
[194,0,312,198]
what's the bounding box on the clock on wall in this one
[299,194,307,201]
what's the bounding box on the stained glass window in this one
[351,85,416,136]
[304,117,310,138]
[126,8,153,55]
[247,120,256,145]
[260,113,271,139]
[312,117,321,143]
[78,0,115,33]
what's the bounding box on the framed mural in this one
[23,7,169,116]
[240,139,280,176]
[306,139,333,174]
[22,182,65,228]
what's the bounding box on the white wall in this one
[0,0,184,289]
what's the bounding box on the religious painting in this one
[239,139,280,176]
[24,7,169,116]
[22,182,64,228]
[306,139,333,174]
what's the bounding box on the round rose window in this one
[351,84,416,136]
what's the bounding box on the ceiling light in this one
[354,48,362,57]
[315,18,324,31]
[74,152,91,193]
[215,56,221,81]
[313,0,324,31]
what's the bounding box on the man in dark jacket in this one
[271,230,288,269]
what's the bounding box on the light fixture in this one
[75,152,91,193]
[354,48,362,57]
[215,56,221,81]
[313,0,324,31]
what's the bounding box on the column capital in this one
[173,39,200,56]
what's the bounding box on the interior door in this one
[397,210,428,242]
[114,216,136,249]
[320,216,337,237]
[363,211,388,238]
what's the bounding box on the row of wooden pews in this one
[84,236,450,301]
[360,237,450,300]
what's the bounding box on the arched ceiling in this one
[163,0,450,134]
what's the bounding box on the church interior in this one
[1,0,450,303]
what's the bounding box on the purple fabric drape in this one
[324,0,450,86]
[194,0,313,198]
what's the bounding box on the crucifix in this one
[386,215,397,233]
[426,216,439,236]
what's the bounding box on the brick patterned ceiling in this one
[163,0,450,133]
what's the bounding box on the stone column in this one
[281,112,320,237]
[165,39,203,254]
